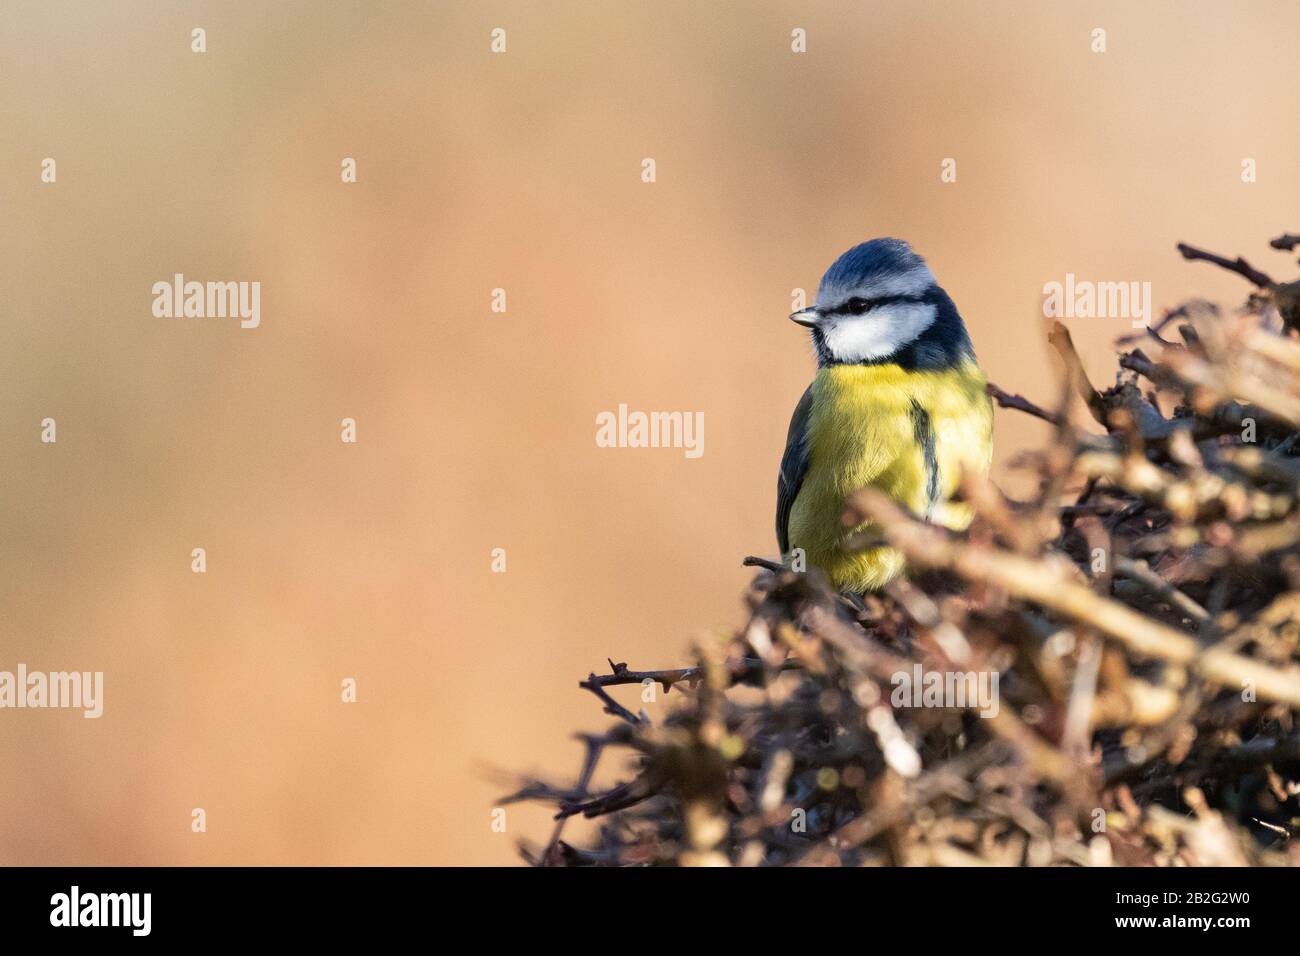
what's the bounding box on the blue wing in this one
[776,384,814,555]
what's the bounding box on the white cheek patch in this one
[820,303,937,363]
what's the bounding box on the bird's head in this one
[791,238,949,366]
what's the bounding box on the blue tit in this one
[777,238,993,591]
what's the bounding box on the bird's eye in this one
[847,297,871,314]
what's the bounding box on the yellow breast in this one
[786,361,992,591]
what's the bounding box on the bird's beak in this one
[789,307,821,328]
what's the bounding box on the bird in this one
[777,238,993,592]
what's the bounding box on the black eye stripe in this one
[830,293,929,316]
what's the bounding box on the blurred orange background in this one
[1,0,1297,864]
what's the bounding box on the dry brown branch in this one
[511,230,1300,867]
[1048,321,1106,425]
[850,488,1300,708]
[1177,241,1275,288]
[986,382,1063,427]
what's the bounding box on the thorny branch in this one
[510,233,1300,866]
[1177,241,1275,289]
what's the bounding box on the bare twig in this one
[986,382,1063,427]
[515,231,1300,868]
[1177,241,1274,289]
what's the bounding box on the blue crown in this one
[820,238,927,289]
